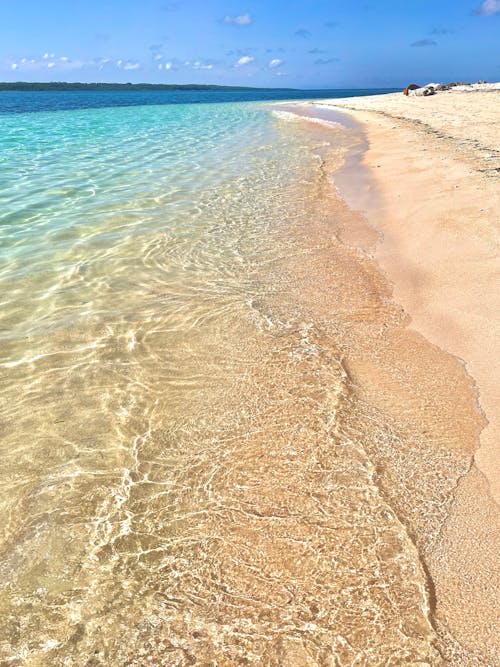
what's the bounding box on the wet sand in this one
[305,90,500,664]
[315,90,500,500]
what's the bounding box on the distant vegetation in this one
[0,81,295,92]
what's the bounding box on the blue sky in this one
[1,0,499,87]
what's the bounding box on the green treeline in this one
[0,81,294,92]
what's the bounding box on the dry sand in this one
[314,88,500,664]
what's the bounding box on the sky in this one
[1,0,499,88]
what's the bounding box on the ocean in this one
[0,90,476,665]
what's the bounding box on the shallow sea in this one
[0,90,481,665]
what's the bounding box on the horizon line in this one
[0,81,402,91]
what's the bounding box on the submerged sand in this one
[307,89,500,664]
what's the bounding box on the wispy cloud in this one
[8,54,104,71]
[475,0,500,15]
[96,58,110,70]
[308,48,328,54]
[117,59,140,70]
[294,28,311,38]
[268,58,283,68]
[224,13,252,26]
[236,55,254,66]
[192,60,214,70]
[149,44,167,64]
[314,57,339,65]
[324,21,338,28]
[430,27,454,35]
[7,53,146,74]
[410,39,437,47]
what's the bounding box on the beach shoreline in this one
[316,89,500,502]
[2,88,498,664]
[308,89,500,663]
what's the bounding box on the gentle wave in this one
[272,108,343,129]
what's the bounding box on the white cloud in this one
[8,54,143,73]
[116,59,141,70]
[116,58,140,71]
[476,0,500,14]
[193,61,214,70]
[158,61,173,72]
[153,53,163,60]
[236,55,254,66]
[224,13,251,25]
[268,58,283,68]
[10,55,79,71]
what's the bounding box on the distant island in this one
[0,81,296,92]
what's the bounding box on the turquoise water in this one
[0,96,448,665]
[0,88,397,114]
[1,101,296,339]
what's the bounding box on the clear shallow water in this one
[0,94,480,665]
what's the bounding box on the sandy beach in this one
[312,88,500,664]
[2,84,498,664]
[4,0,500,660]
[317,88,500,493]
